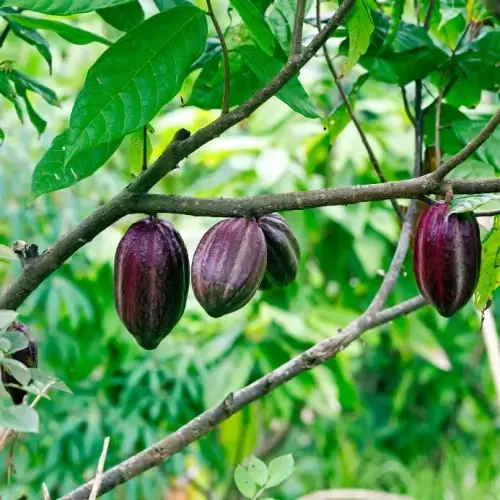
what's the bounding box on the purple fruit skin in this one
[413,202,481,317]
[114,217,190,350]
[191,217,267,318]
[257,213,300,290]
[1,322,38,405]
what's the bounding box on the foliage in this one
[0,0,498,499]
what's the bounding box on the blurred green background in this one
[1,1,500,499]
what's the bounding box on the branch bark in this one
[59,296,427,500]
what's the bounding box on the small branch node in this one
[12,241,39,268]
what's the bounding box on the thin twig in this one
[89,437,111,500]
[42,483,52,500]
[413,79,423,177]
[423,0,436,30]
[401,86,416,126]
[316,0,404,221]
[434,78,443,169]
[30,379,56,409]
[0,23,11,48]
[206,0,230,114]
[433,110,500,180]
[290,0,307,60]
[142,126,148,171]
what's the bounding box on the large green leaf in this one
[31,130,121,198]
[475,217,500,311]
[188,52,260,110]
[449,194,500,215]
[0,405,39,433]
[6,13,111,45]
[343,0,374,75]
[97,1,144,32]
[229,0,277,56]
[63,6,207,164]
[0,0,135,15]
[238,45,319,119]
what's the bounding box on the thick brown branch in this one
[59,295,427,500]
[433,110,500,179]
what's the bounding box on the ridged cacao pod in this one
[192,217,267,318]
[1,322,38,405]
[114,217,190,350]
[257,213,300,290]
[413,202,481,317]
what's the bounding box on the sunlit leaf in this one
[267,454,294,487]
[2,358,31,386]
[248,455,268,486]
[3,329,28,354]
[0,310,17,330]
[234,465,256,498]
[449,194,500,215]
[0,405,39,433]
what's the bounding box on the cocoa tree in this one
[0,0,499,498]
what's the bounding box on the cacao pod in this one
[413,202,481,317]
[191,217,267,317]
[1,322,38,405]
[114,216,190,350]
[257,213,300,290]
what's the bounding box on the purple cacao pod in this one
[413,202,481,317]
[191,217,267,318]
[114,216,190,350]
[257,213,300,290]
[1,322,38,405]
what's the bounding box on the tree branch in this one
[0,23,11,48]
[316,0,404,221]
[59,296,427,500]
[290,0,307,60]
[300,490,412,500]
[206,0,230,114]
[433,110,500,180]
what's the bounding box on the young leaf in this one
[31,129,122,198]
[0,310,17,330]
[0,0,136,15]
[1,358,31,386]
[0,405,39,433]
[266,454,294,487]
[97,1,144,32]
[6,13,112,45]
[475,217,500,311]
[13,78,47,136]
[9,70,60,106]
[449,194,500,215]
[342,0,374,75]
[128,127,152,172]
[63,6,207,164]
[238,45,319,119]
[3,330,29,354]
[7,19,52,72]
[234,465,257,498]
[229,0,276,56]
[248,455,268,486]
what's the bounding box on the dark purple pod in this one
[257,213,300,290]
[114,217,189,350]
[192,218,267,318]
[1,322,38,405]
[413,202,481,317]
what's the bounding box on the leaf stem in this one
[206,0,230,114]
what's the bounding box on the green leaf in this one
[0,128,4,146]
[238,45,319,119]
[0,310,17,330]
[234,465,256,498]
[31,129,121,198]
[128,127,152,171]
[449,194,500,215]
[153,0,193,10]
[342,0,374,75]
[63,6,207,164]
[6,13,111,45]
[453,119,500,169]
[7,18,52,72]
[2,358,31,386]
[229,0,276,56]
[0,0,136,15]
[267,454,294,487]
[12,76,46,135]
[0,244,17,262]
[30,368,72,393]
[3,330,28,354]
[322,73,370,141]
[188,52,260,110]
[0,337,10,352]
[97,1,144,32]
[0,71,23,122]
[0,405,39,433]
[475,217,500,311]
[9,70,60,106]
[190,37,222,72]
[379,0,404,52]
[248,455,268,486]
